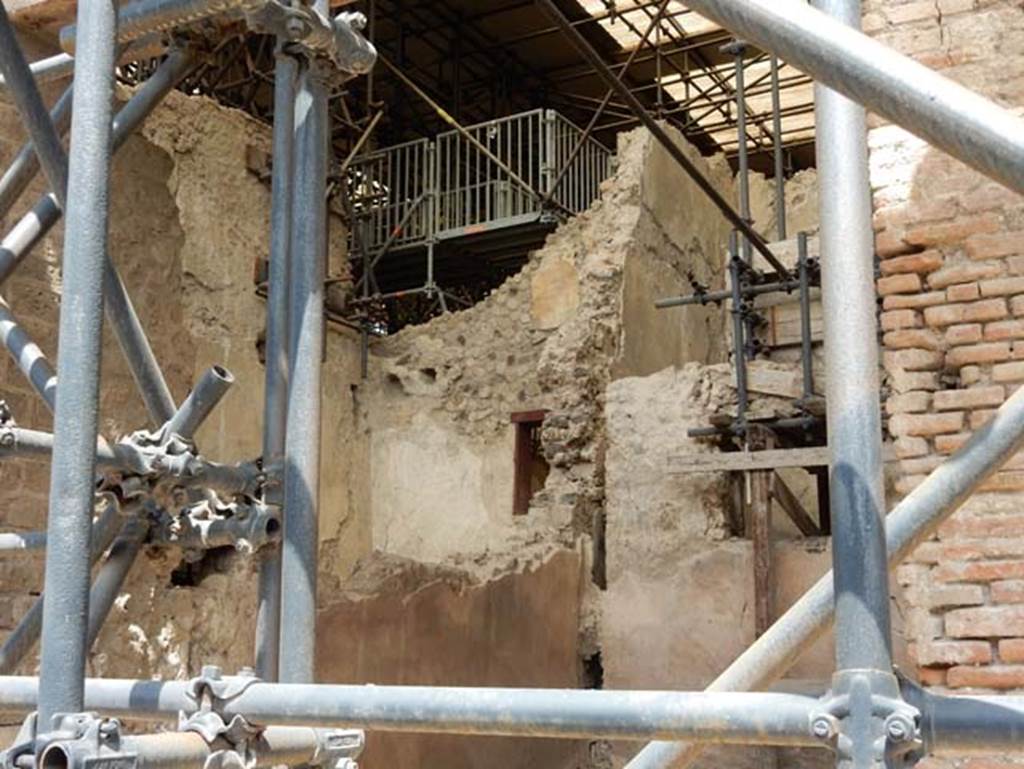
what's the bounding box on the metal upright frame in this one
[3,1,1024,769]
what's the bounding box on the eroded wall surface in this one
[359,124,733,575]
[0,81,367,683]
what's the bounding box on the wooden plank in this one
[750,233,819,274]
[671,446,830,474]
[770,472,821,537]
[744,361,807,400]
[760,299,824,347]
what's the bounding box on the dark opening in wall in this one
[511,409,549,516]
[581,650,604,690]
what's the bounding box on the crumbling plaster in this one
[0,83,368,680]
[359,123,737,578]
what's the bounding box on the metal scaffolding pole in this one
[279,51,328,685]
[624,382,1024,769]
[0,48,194,287]
[0,679,824,744]
[0,5,70,203]
[256,43,298,683]
[36,0,118,726]
[85,518,149,648]
[535,0,790,278]
[815,0,892,675]
[0,85,72,221]
[678,0,1024,196]
[0,502,121,674]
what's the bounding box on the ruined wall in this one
[602,364,910,769]
[0,78,367,682]
[359,123,734,573]
[864,0,1024,703]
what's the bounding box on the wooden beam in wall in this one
[672,446,830,474]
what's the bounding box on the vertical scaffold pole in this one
[256,43,299,683]
[36,0,118,728]
[279,45,328,684]
[814,0,892,674]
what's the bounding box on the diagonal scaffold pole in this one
[0,85,72,222]
[0,4,71,203]
[0,49,196,427]
[534,0,792,279]
[35,0,119,727]
[677,0,1024,196]
[625,391,1024,769]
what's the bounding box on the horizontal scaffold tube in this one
[0,679,822,745]
[37,727,351,769]
[681,0,1024,196]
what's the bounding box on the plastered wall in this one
[358,123,734,580]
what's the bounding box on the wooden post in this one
[750,469,773,637]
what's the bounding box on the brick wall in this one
[865,0,1024,703]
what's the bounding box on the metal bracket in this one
[7,713,140,769]
[151,498,281,558]
[810,670,922,769]
[310,729,364,769]
[185,666,262,717]
[244,3,376,80]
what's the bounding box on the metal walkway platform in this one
[344,108,614,321]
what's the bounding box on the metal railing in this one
[346,108,613,255]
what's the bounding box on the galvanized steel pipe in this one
[679,0,1024,196]
[0,678,823,744]
[0,5,70,204]
[0,53,75,92]
[279,56,329,685]
[36,0,119,722]
[0,49,195,289]
[256,46,299,683]
[625,383,1024,769]
[86,518,150,648]
[165,364,234,441]
[0,85,72,222]
[0,501,122,674]
[0,530,48,553]
[37,726,344,769]
[0,296,58,410]
[814,0,893,676]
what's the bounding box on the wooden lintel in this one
[671,446,830,474]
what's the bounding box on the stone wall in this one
[359,123,734,574]
[865,0,1024,709]
[0,78,367,683]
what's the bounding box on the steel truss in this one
[0,1,1024,769]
